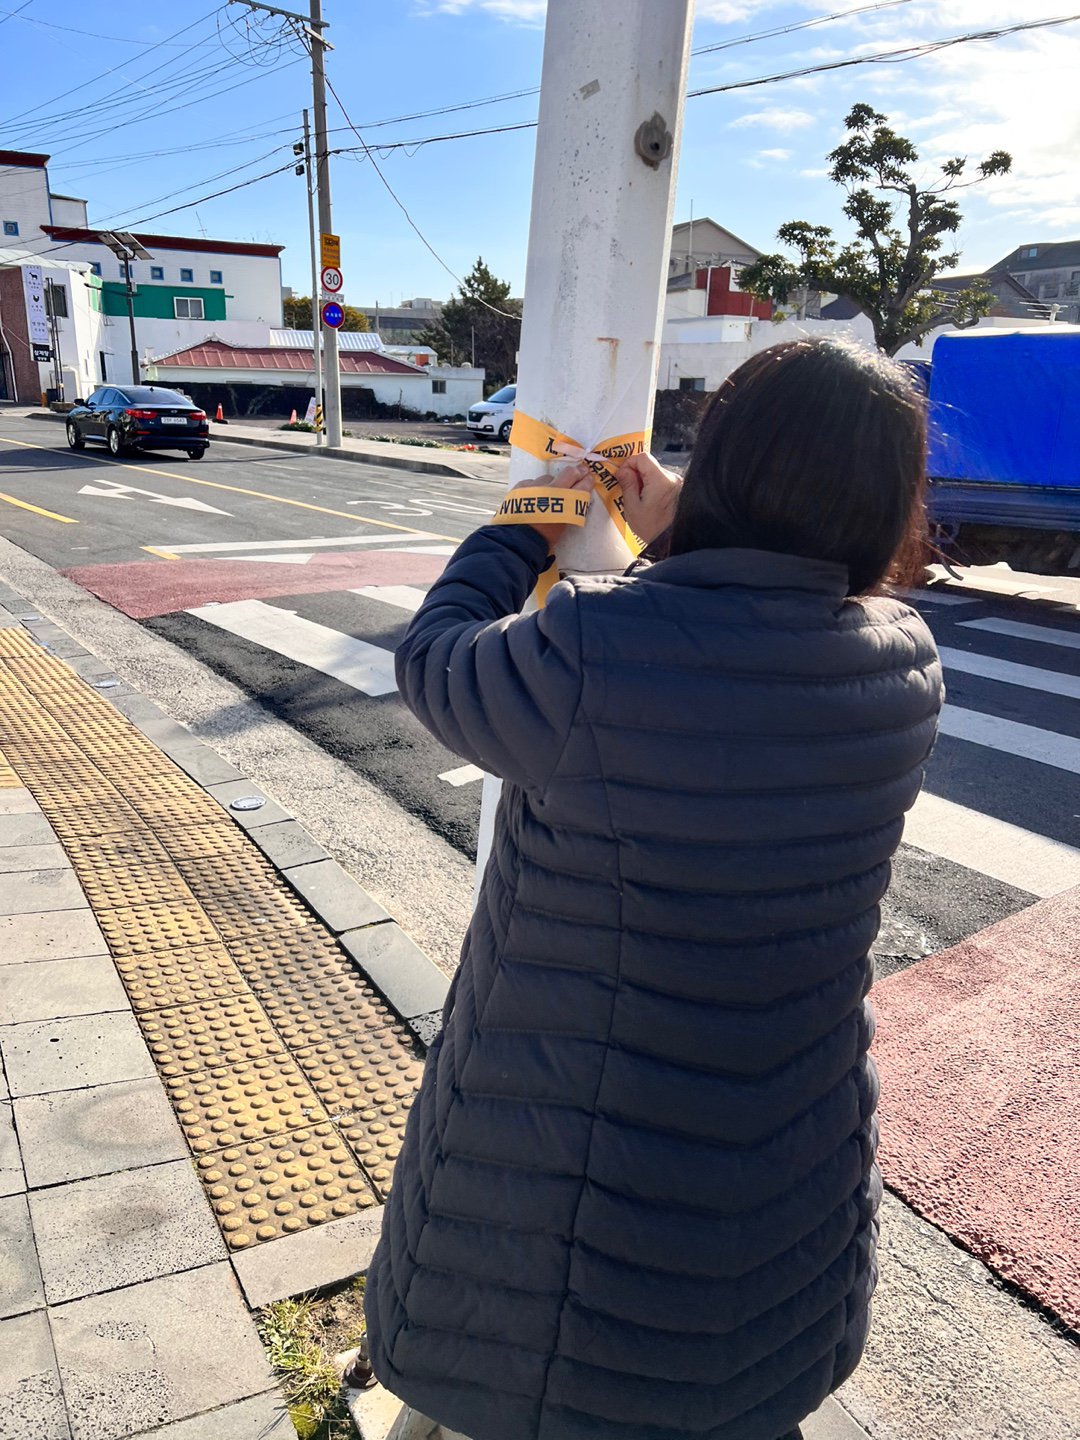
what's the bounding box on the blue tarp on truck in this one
[928,328,1080,489]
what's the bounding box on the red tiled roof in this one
[154,340,422,375]
[41,226,283,258]
[0,150,49,169]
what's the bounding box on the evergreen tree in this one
[417,259,521,391]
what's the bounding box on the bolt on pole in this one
[309,0,343,448]
[475,0,696,889]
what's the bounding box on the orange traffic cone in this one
[214,402,227,425]
[289,408,298,425]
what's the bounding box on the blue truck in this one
[926,327,1080,575]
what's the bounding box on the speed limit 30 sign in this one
[321,266,343,294]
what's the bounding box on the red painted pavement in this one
[872,884,1080,1332]
[63,552,449,619]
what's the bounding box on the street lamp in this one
[99,231,153,383]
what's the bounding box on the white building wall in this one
[0,163,51,246]
[49,196,88,226]
[427,366,484,416]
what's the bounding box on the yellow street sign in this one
[320,233,340,268]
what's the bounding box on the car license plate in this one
[161,417,187,425]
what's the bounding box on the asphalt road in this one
[1,412,1079,983]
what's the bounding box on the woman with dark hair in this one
[360,337,943,1440]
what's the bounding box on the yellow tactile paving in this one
[0,636,421,1246]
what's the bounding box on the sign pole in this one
[309,0,343,448]
[474,0,696,890]
[302,109,325,446]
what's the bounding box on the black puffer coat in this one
[366,525,942,1440]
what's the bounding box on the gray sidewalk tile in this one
[0,1054,6,1100]
[50,1262,276,1440]
[0,1309,71,1440]
[284,859,390,934]
[0,868,86,917]
[124,1389,293,1439]
[340,922,450,1021]
[1,1012,155,1098]
[0,790,41,816]
[206,780,291,830]
[249,819,328,871]
[231,1204,385,1309]
[0,954,128,1026]
[0,910,108,966]
[30,1159,227,1306]
[0,842,70,873]
[804,1398,871,1439]
[16,1077,187,1188]
[0,1193,45,1318]
[137,717,245,786]
[0,1102,25,1196]
[0,812,57,846]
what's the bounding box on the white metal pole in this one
[302,109,325,446]
[475,0,695,892]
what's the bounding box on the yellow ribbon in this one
[490,487,590,528]
[508,410,648,555]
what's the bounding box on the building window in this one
[2,220,17,237]
[209,269,223,284]
[89,262,101,276]
[150,266,164,280]
[1024,247,1039,258]
[179,268,194,283]
[175,296,205,320]
[119,262,131,279]
[45,284,68,319]
[432,379,447,394]
[679,377,706,392]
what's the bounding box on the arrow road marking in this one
[77,480,232,515]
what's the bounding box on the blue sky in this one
[2,1,1076,302]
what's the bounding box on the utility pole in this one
[298,109,324,444]
[98,231,152,384]
[230,0,342,446]
[475,0,695,886]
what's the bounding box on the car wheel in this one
[66,421,85,451]
[188,447,207,460]
[498,420,512,442]
[106,426,125,458]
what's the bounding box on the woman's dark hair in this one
[669,337,928,595]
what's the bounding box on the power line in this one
[688,12,1080,99]
[0,5,218,45]
[0,1,33,29]
[692,0,915,56]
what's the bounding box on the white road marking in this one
[78,481,231,515]
[162,533,439,554]
[224,555,314,565]
[939,706,1080,775]
[352,585,428,613]
[959,617,1080,652]
[400,544,456,556]
[439,764,484,787]
[187,600,397,697]
[902,588,981,608]
[905,791,1080,898]
[939,646,1080,702]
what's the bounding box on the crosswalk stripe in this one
[439,765,484,787]
[902,588,980,608]
[187,600,398,697]
[959,617,1080,652]
[938,706,1080,775]
[938,646,1080,701]
[905,791,1080,898]
[352,585,428,614]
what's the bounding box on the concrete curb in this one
[24,408,508,484]
[0,589,450,1051]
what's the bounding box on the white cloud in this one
[759,147,792,161]
[746,146,794,169]
[729,106,816,132]
[414,0,546,23]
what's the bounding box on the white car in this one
[466,383,516,442]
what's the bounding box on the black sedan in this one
[66,386,209,459]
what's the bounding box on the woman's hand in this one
[615,453,683,545]
[513,464,595,548]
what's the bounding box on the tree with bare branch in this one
[739,104,1012,355]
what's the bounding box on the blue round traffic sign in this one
[321,300,344,329]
